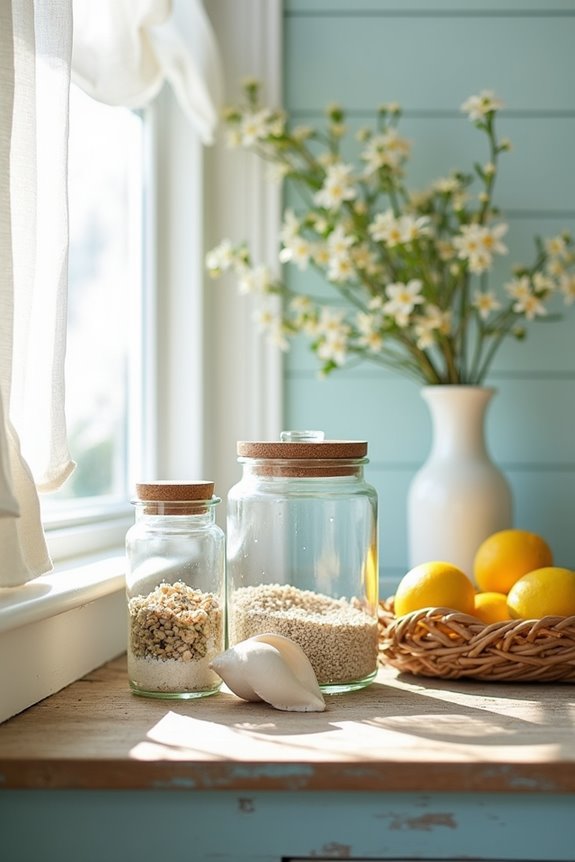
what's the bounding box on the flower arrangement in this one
[207,82,575,385]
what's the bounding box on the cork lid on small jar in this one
[134,481,216,514]
[237,431,368,477]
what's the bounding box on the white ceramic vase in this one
[407,385,513,580]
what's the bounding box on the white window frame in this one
[0,0,283,724]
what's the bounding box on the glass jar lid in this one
[237,431,368,477]
[134,481,218,514]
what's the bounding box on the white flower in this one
[369,210,403,246]
[280,209,300,244]
[312,243,331,267]
[352,243,379,275]
[480,223,508,256]
[268,112,286,137]
[317,330,349,366]
[545,234,568,258]
[292,125,313,142]
[327,255,355,283]
[413,304,452,348]
[238,265,272,295]
[383,279,425,326]
[327,225,355,259]
[279,235,313,270]
[368,211,429,247]
[267,163,290,183]
[206,239,236,275]
[453,224,482,257]
[422,304,452,334]
[314,162,357,210]
[399,214,431,243]
[512,292,548,320]
[311,214,329,235]
[290,295,315,326]
[355,311,384,352]
[253,305,289,350]
[413,320,435,349]
[461,90,504,121]
[505,276,531,301]
[433,176,460,194]
[532,272,554,294]
[361,129,411,174]
[240,109,273,145]
[467,249,494,274]
[559,273,575,304]
[315,307,347,335]
[253,305,276,330]
[329,122,347,139]
[472,290,502,320]
[436,240,455,261]
[453,223,507,273]
[318,151,337,168]
[226,128,243,148]
[546,257,566,278]
[358,331,384,353]
[452,191,469,211]
[314,309,350,365]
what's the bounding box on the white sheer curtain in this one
[72,0,222,144]
[0,0,222,588]
[0,0,74,587]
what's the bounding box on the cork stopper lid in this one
[237,431,368,477]
[237,440,367,459]
[135,481,216,514]
[135,481,214,501]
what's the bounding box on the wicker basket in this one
[378,599,575,682]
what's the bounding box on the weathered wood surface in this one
[0,655,574,792]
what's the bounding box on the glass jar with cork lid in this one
[226,431,379,693]
[125,481,225,699]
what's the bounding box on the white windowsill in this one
[0,552,127,724]
[0,551,125,635]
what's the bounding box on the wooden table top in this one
[1,655,574,792]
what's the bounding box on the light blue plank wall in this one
[3,790,575,862]
[282,1,575,588]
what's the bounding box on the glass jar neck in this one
[133,499,219,524]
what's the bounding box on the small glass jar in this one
[125,481,225,699]
[226,432,379,693]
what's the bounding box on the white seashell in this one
[209,633,325,712]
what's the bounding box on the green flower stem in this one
[397,334,442,384]
[473,306,517,382]
[468,317,487,384]
[478,113,499,224]
[456,271,470,379]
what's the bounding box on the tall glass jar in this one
[125,481,225,699]
[226,432,379,693]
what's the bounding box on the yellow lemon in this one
[473,591,512,625]
[507,567,575,619]
[394,560,476,617]
[473,529,553,594]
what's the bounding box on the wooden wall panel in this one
[282,1,575,585]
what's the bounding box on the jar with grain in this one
[125,481,225,699]
[226,431,379,693]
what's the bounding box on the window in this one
[0,0,282,725]
[40,85,146,560]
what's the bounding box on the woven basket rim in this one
[378,599,575,682]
